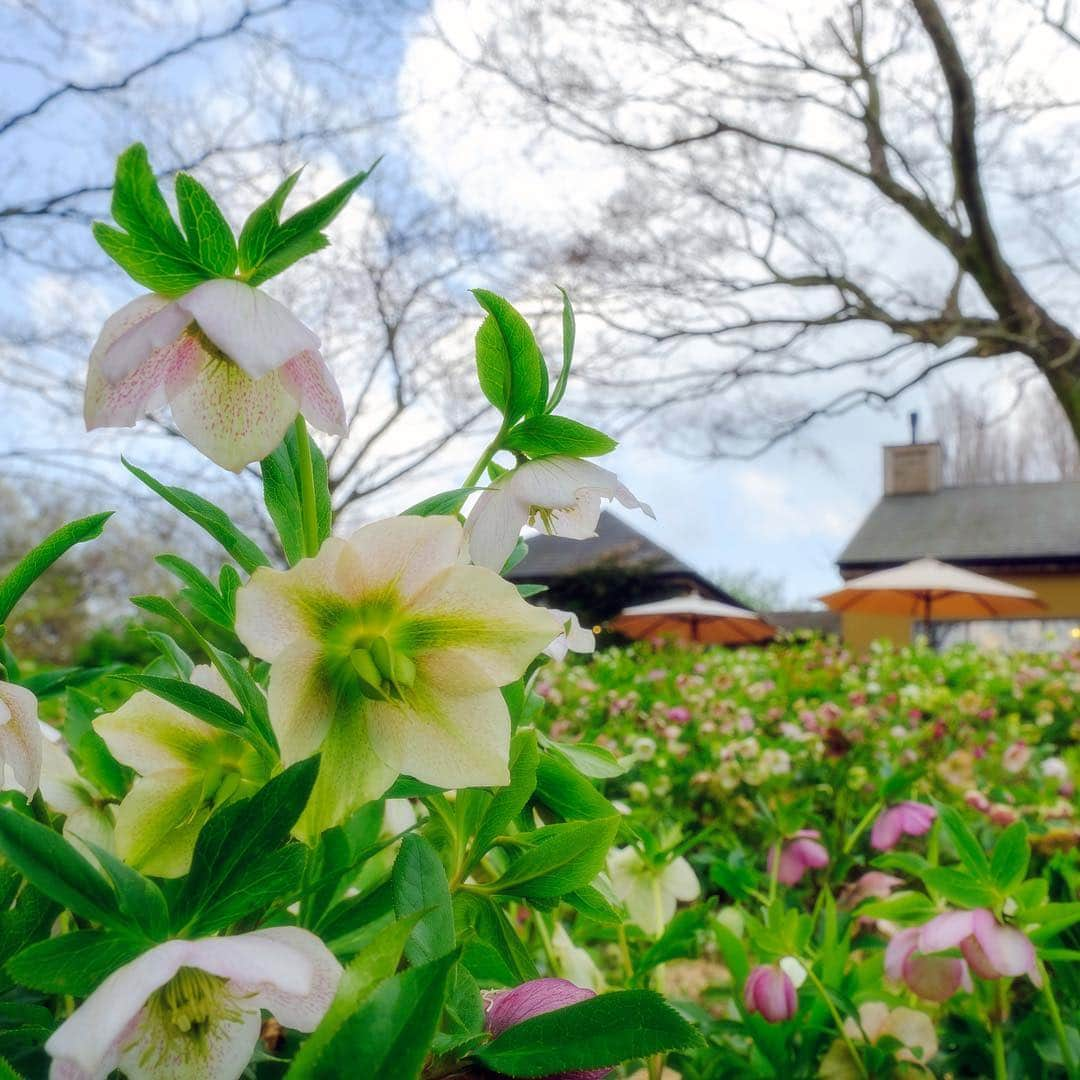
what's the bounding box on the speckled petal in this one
[164,336,300,472]
[280,350,346,435]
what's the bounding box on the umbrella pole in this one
[923,593,937,651]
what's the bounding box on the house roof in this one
[508,510,733,600]
[838,479,1080,570]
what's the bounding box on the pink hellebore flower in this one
[769,830,829,886]
[485,978,611,1080]
[885,926,972,1003]
[743,965,797,1023]
[918,909,1042,987]
[870,801,937,852]
[45,927,341,1080]
[85,282,346,471]
[841,871,905,909]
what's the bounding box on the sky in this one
[2,0,1076,609]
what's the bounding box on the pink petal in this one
[904,953,970,1003]
[871,808,903,851]
[970,910,1041,985]
[884,927,919,981]
[918,909,977,954]
[279,350,346,436]
[487,978,596,1037]
[101,299,188,383]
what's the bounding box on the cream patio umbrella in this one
[611,594,777,645]
[818,557,1045,624]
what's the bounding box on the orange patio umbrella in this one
[611,594,776,645]
[818,557,1045,623]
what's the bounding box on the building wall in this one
[841,571,1080,653]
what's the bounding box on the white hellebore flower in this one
[45,926,340,1080]
[85,280,346,471]
[607,847,701,937]
[234,515,558,838]
[544,609,596,662]
[0,681,43,796]
[39,739,115,856]
[464,456,654,572]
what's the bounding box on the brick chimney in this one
[883,441,943,495]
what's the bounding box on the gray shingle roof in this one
[508,510,730,598]
[838,480,1080,568]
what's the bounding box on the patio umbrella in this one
[611,594,777,645]
[818,557,1045,622]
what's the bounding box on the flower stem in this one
[461,419,511,490]
[534,910,558,975]
[1039,961,1077,1078]
[842,800,882,854]
[293,415,320,559]
[804,967,868,1080]
[990,980,1008,1080]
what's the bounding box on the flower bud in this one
[485,979,612,1080]
[769,830,829,886]
[743,964,797,1022]
[870,801,937,851]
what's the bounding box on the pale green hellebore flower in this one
[234,515,559,839]
[94,666,270,877]
[607,846,701,937]
[45,926,340,1080]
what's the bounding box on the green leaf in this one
[989,821,1030,894]
[85,843,169,942]
[109,672,258,748]
[855,891,938,924]
[94,144,210,296]
[288,914,422,1080]
[476,990,701,1076]
[7,931,143,996]
[471,731,538,863]
[123,459,269,573]
[155,554,233,629]
[638,904,712,973]
[487,818,619,899]
[64,688,130,799]
[545,286,575,414]
[920,867,996,909]
[563,886,624,926]
[472,290,547,424]
[176,757,318,930]
[17,665,114,699]
[0,811,127,933]
[535,755,619,822]
[239,163,378,284]
[195,844,306,934]
[175,172,237,277]
[0,512,112,625]
[311,951,454,1080]
[540,736,626,780]
[392,835,455,965]
[260,426,333,565]
[938,805,990,880]
[502,416,616,459]
[456,893,539,984]
[402,488,477,518]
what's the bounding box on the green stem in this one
[617,923,634,984]
[294,415,319,559]
[990,980,1008,1080]
[767,842,781,905]
[1039,962,1077,1079]
[805,968,868,1080]
[462,420,511,490]
[842,800,882,855]
[534,911,558,975]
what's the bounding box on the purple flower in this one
[485,979,612,1080]
[885,926,972,1002]
[769,830,829,885]
[870,801,937,851]
[918,909,1042,987]
[743,964,797,1022]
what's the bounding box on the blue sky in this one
[2,0,1067,608]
